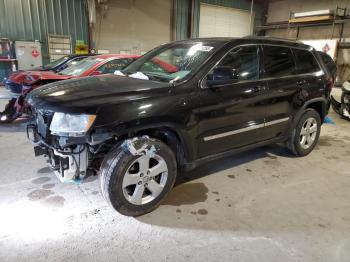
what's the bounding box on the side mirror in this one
[206,66,238,87]
[90,70,103,76]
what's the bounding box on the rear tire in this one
[99,138,177,216]
[287,109,321,156]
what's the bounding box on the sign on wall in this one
[15,41,42,70]
[301,39,338,59]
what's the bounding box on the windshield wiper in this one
[142,72,174,82]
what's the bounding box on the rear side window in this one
[262,46,295,78]
[293,49,320,74]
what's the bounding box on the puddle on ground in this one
[43,196,65,207]
[37,167,51,174]
[27,189,54,201]
[263,160,281,166]
[326,156,339,160]
[197,209,208,215]
[162,183,208,206]
[42,183,55,190]
[32,177,51,184]
[267,155,277,159]
[318,135,343,147]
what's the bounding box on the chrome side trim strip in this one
[203,123,265,141]
[203,117,290,141]
[265,117,290,127]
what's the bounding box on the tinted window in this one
[318,51,336,76]
[208,45,259,82]
[263,46,295,78]
[294,49,320,74]
[98,58,135,74]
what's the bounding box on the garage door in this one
[94,0,172,55]
[199,4,254,38]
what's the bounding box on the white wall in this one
[266,0,350,40]
[265,0,350,81]
[267,0,350,23]
[93,0,172,55]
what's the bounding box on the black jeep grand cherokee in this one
[27,37,333,216]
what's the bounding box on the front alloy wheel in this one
[99,138,177,216]
[122,154,168,205]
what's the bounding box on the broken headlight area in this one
[27,110,113,183]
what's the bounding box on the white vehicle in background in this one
[331,81,350,120]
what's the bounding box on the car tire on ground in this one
[99,138,177,217]
[287,108,321,157]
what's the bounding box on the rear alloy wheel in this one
[287,108,321,156]
[99,138,177,216]
[299,117,318,150]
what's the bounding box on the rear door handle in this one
[297,80,307,87]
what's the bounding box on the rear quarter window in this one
[293,49,320,74]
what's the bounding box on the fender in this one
[292,97,328,128]
[110,121,196,164]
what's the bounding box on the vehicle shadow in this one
[175,144,292,186]
[135,144,310,231]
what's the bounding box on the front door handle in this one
[253,85,267,93]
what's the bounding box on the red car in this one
[0,54,140,123]
[20,54,140,88]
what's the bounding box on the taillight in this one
[326,77,334,93]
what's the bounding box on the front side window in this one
[263,46,295,78]
[122,42,217,83]
[206,45,259,85]
[294,49,321,74]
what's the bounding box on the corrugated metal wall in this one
[0,0,88,81]
[175,0,191,40]
[176,0,264,40]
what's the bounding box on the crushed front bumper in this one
[27,123,89,183]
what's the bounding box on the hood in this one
[8,70,70,85]
[26,74,171,114]
[22,71,71,85]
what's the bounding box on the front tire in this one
[287,109,321,156]
[99,138,177,216]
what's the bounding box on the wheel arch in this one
[114,123,194,168]
[293,98,327,127]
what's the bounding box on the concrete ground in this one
[0,87,349,262]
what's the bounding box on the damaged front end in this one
[331,81,350,120]
[27,110,113,183]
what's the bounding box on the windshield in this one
[42,56,69,70]
[122,42,216,83]
[58,57,103,76]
